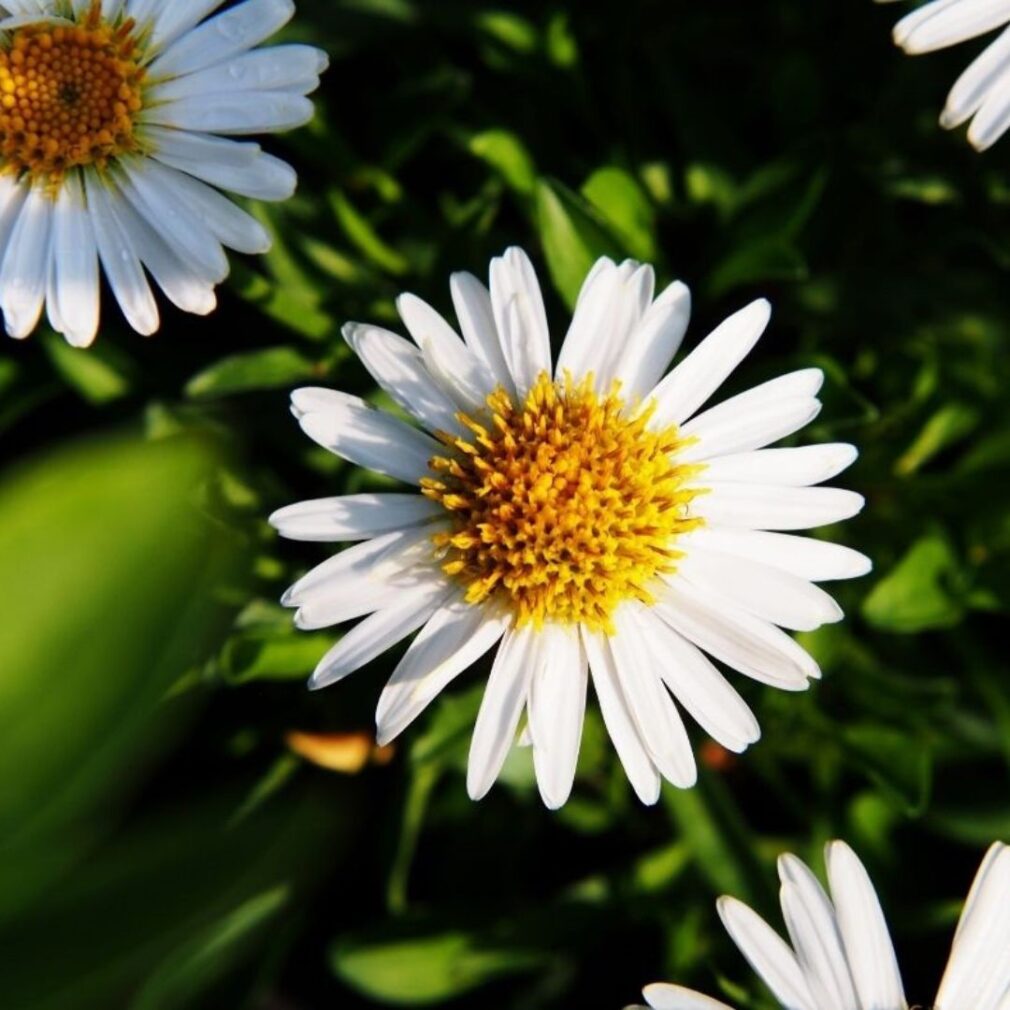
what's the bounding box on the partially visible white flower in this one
[0,0,327,345]
[878,0,1010,150]
[272,247,871,809]
[634,840,1010,1010]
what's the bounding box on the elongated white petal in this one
[343,322,463,434]
[680,397,822,463]
[613,279,692,402]
[648,299,771,428]
[778,854,860,1010]
[678,547,843,631]
[48,173,99,348]
[695,484,866,531]
[608,605,697,788]
[489,246,551,399]
[528,624,587,809]
[936,843,1010,1010]
[699,444,858,486]
[643,985,737,1010]
[582,627,661,804]
[376,599,509,745]
[0,184,53,339]
[309,580,454,690]
[269,493,443,542]
[967,65,1010,148]
[717,897,818,1010]
[637,607,760,753]
[450,271,515,395]
[825,841,907,1010]
[397,293,497,411]
[294,387,440,484]
[896,0,1010,54]
[467,624,536,800]
[656,581,818,689]
[941,25,1010,128]
[678,528,872,582]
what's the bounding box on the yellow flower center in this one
[0,4,145,181]
[422,371,705,632]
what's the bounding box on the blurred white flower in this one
[879,0,1010,150]
[0,0,326,345]
[635,840,1010,1010]
[273,248,870,809]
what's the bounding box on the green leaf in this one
[130,887,290,1010]
[862,533,966,633]
[185,347,320,400]
[842,725,933,816]
[42,331,136,404]
[895,402,980,475]
[329,189,410,276]
[535,178,622,309]
[0,433,245,920]
[706,238,807,298]
[581,167,657,261]
[468,129,537,196]
[332,930,542,1004]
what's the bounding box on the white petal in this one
[0,184,53,339]
[148,0,295,80]
[643,985,738,1010]
[648,299,771,429]
[613,279,692,403]
[450,271,515,395]
[489,246,551,399]
[680,397,822,463]
[825,841,907,1010]
[778,853,860,1010]
[896,0,1010,54]
[678,528,872,583]
[656,581,818,689]
[528,623,587,809]
[295,387,441,484]
[936,843,1010,1010]
[941,24,1010,128]
[583,627,661,805]
[607,604,697,788]
[467,624,537,800]
[967,64,1010,149]
[694,484,866,531]
[343,322,463,434]
[397,293,497,410]
[142,91,314,134]
[270,492,443,542]
[699,444,858,486]
[309,580,454,690]
[48,174,99,348]
[375,599,510,745]
[637,607,760,753]
[717,896,817,1010]
[677,548,843,632]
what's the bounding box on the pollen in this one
[0,3,145,181]
[422,371,706,632]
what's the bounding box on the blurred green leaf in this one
[332,929,542,1004]
[842,725,932,816]
[895,403,980,475]
[42,331,136,404]
[535,178,622,309]
[330,189,411,276]
[185,347,320,400]
[582,166,657,261]
[469,129,537,196]
[862,533,966,633]
[0,433,245,921]
[130,886,290,1010]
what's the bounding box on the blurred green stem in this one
[386,763,441,915]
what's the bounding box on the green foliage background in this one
[2,1,1010,1007]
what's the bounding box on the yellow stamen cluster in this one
[422,371,705,632]
[0,4,144,180]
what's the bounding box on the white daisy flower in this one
[0,0,327,346]
[878,0,1010,150]
[634,839,1010,1010]
[272,248,871,809]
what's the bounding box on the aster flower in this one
[634,839,1010,1010]
[878,0,1010,150]
[0,0,326,346]
[271,248,870,809]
